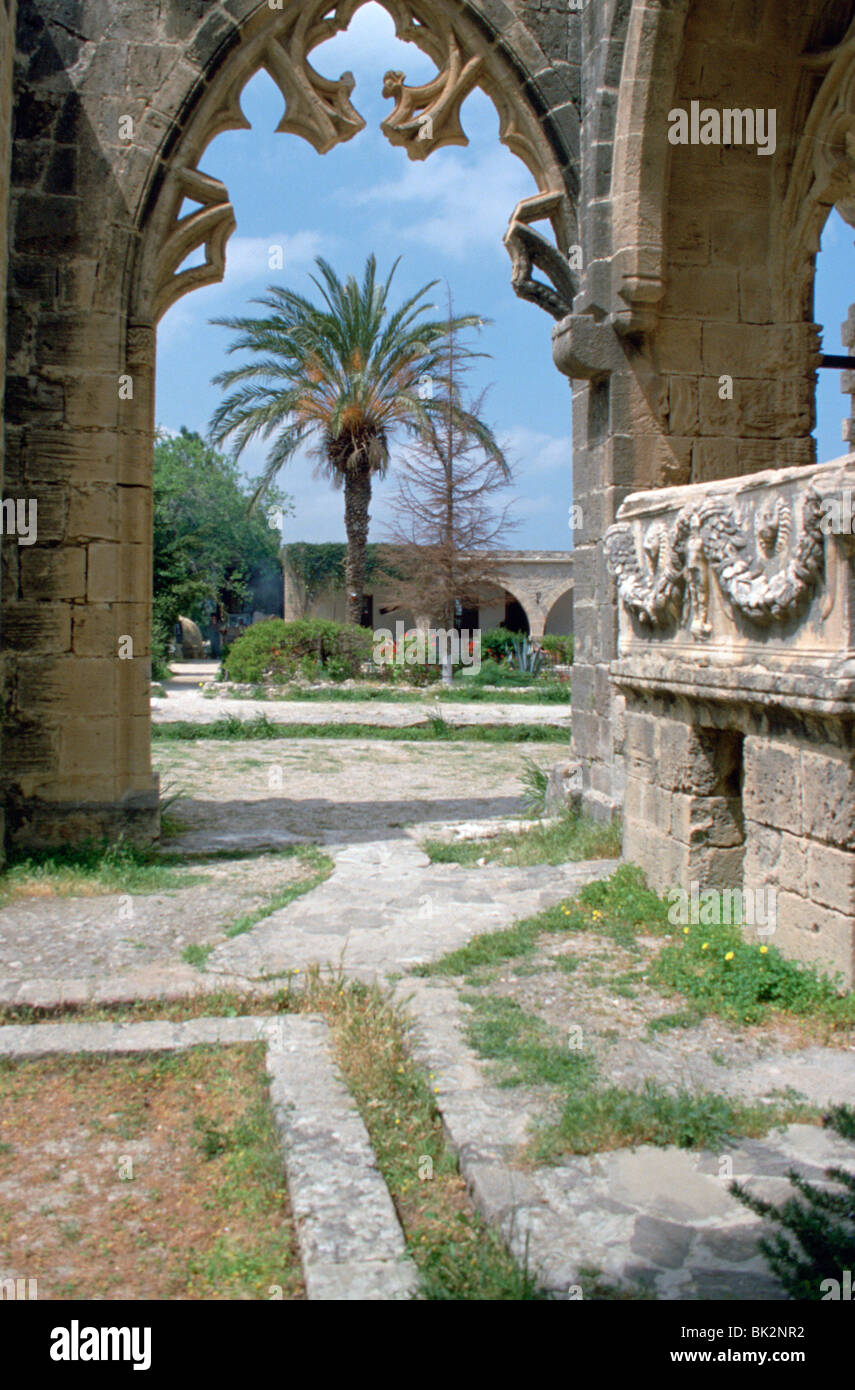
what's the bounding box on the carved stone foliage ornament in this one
[503,192,578,321]
[153,169,237,322]
[380,39,483,158]
[605,489,826,638]
[144,0,572,324]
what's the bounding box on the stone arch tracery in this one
[129,0,579,329]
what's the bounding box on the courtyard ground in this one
[0,670,853,1300]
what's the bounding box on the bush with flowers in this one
[372,628,442,686]
[223,617,374,684]
[650,916,854,1026]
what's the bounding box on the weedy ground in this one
[0,1043,304,1300]
[0,839,330,913]
[423,810,621,868]
[416,865,855,1161]
[0,976,548,1300]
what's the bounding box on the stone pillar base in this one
[5,783,161,851]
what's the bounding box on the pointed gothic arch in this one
[0,0,581,847]
[128,0,578,329]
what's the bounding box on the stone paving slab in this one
[0,1014,417,1301]
[0,843,618,1008]
[399,977,855,1300]
[205,839,618,984]
[0,1015,263,1056]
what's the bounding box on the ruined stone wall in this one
[0,0,16,858]
[556,0,855,826]
[622,696,855,989]
[606,450,855,986]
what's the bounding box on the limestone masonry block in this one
[670,793,744,850]
[800,751,855,851]
[774,892,855,989]
[20,546,86,601]
[743,739,801,835]
[807,841,855,916]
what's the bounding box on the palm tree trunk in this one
[344,460,372,626]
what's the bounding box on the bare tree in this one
[382,291,518,684]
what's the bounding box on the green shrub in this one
[730,1106,855,1299]
[539,633,574,664]
[222,618,374,684]
[510,635,545,676]
[464,658,538,687]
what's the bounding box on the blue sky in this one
[815,209,854,464]
[155,2,852,548]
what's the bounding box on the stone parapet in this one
[605,455,855,693]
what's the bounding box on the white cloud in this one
[156,230,330,349]
[499,425,571,479]
[312,1,435,83]
[356,145,535,259]
[222,230,328,289]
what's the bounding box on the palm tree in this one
[208,255,507,624]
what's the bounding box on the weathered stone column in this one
[0,0,16,859]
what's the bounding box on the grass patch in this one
[413,919,544,978]
[152,715,569,744]
[539,1080,812,1161]
[223,846,333,940]
[463,994,595,1090]
[556,864,673,946]
[459,994,812,1159]
[423,812,621,869]
[229,683,571,705]
[182,943,215,968]
[646,1009,701,1035]
[0,838,206,906]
